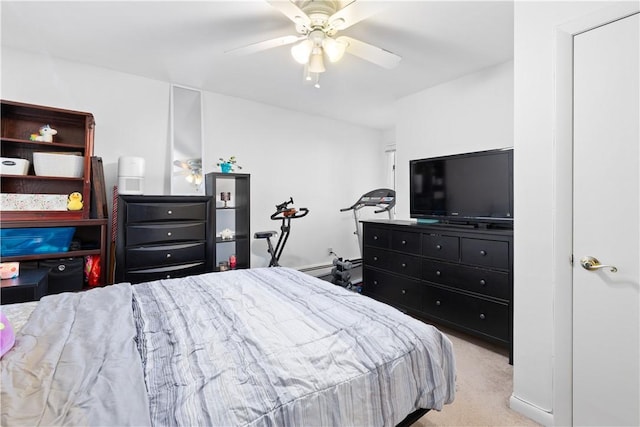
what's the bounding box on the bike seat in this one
[254,230,277,239]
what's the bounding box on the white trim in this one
[552,3,639,426]
[509,395,554,427]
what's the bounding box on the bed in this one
[0,267,455,426]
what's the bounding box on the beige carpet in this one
[415,324,541,427]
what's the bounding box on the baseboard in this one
[509,395,554,426]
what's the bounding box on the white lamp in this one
[303,64,321,89]
[291,39,313,64]
[323,37,347,63]
[308,47,326,73]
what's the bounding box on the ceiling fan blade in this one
[338,36,401,69]
[266,1,311,31]
[327,1,386,32]
[173,159,202,169]
[226,35,304,56]
[173,159,190,169]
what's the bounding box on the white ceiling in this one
[1,1,514,130]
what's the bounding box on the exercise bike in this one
[254,197,309,267]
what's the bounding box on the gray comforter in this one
[1,267,455,426]
[0,283,151,426]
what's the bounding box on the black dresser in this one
[362,220,513,362]
[115,195,214,284]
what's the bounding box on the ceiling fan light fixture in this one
[322,37,347,63]
[291,39,313,64]
[308,47,326,73]
[302,64,321,88]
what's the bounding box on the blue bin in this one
[0,227,76,257]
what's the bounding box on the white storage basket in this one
[33,152,84,178]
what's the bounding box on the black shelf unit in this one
[205,172,251,270]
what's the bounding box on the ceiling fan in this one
[173,158,203,187]
[227,0,401,87]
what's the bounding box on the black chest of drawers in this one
[115,195,214,284]
[362,220,513,362]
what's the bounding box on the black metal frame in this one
[255,197,309,267]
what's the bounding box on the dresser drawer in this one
[126,202,207,223]
[391,230,421,254]
[364,247,421,277]
[125,242,206,269]
[363,268,423,312]
[127,262,207,284]
[422,284,509,342]
[422,260,510,300]
[364,226,391,249]
[126,222,205,246]
[422,234,459,261]
[461,238,509,269]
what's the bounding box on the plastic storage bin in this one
[0,227,76,257]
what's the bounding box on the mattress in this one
[1,267,455,426]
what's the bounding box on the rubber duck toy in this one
[67,192,83,211]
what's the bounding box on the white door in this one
[573,13,639,426]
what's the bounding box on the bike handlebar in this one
[270,207,309,220]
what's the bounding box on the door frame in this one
[553,3,639,426]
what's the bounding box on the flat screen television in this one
[409,148,513,227]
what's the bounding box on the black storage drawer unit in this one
[126,222,206,246]
[125,262,208,283]
[115,195,214,284]
[422,259,510,301]
[126,242,206,269]
[461,238,509,269]
[40,257,84,294]
[363,226,391,249]
[0,268,50,304]
[391,230,421,254]
[422,234,459,261]
[364,267,423,313]
[362,220,513,363]
[364,247,421,278]
[422,284,510,342]
[126,202,207,223]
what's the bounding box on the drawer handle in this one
[480,250,487,256]
[436,300,441,306]
[373,235,378,240]
[167,210,173,215]
[401,289,406,295]
[166,253,172,258]
[479,313,486,320]
[373,280,378,285]
[479,279,486,286]
[436,244,442,250]
[166,274,171,279]
[167,231,172,237]
[401,240,407,245]
[436,270,441,276]
[401,263,407,268]
[373,256,378,261]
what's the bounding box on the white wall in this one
[1,47,386,270]
[202,91,388,267]
[511,2,619,426]
[394,60,514,219]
